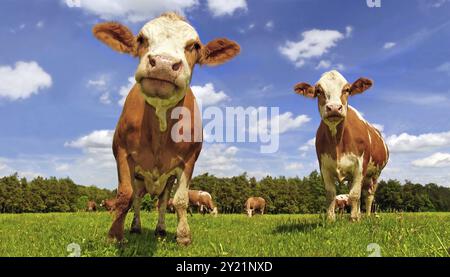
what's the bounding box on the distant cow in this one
[294,70,389,221]
[157,198,175,213]
[86,201,97,212]
[92,12,239,245]
[188,190,218,216]
[100,199,116,212]
[335,194,350,215]
[245,197,266,217]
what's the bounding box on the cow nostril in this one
[326,105,332,112]
[149,57,156,67]
[172,61,182,71]
[338,105,343,112]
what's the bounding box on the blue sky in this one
[1,0,450,188]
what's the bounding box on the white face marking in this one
[317,70,349,118]
[135,16,199,89]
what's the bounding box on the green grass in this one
[1,212,449,257]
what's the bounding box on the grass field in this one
[1,212,449,257]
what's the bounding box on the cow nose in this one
[326,104,343,113]
[148,56,156,67]
[172,61,182,71]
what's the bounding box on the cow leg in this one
[155,177,175,237]
[349,173,364,222]
[322,170,336,221]
[365,178,378,216]
[130,183,145,234]
[173,164,195,246]
[109,148,134,241]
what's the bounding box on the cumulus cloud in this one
[299,138,315,152]
[285,162,303,171]
[248,108,310,136]
[383,42,396,49]
[0,61,52,100]
[65,0,199,23]
[265,20,274,31]
[195,144,240,176]
[386,131,450,152]
[436,62,450,75]
[412,152,450,168]
[87,75,111,104]
[191,83,228,106]
[65,129,113,150]
[207,0,247,17]
[279,27,351,68]
[118,77,135,106]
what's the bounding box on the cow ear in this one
[294,82,316,98]
[350,78,373,95]
[199,38,240,66]
[92,22,137,56]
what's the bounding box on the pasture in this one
[0,212,449,257]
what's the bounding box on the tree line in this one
[1,171,450,214]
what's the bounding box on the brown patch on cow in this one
[135,33,149,58]
[245,197,266,217]
[92,22,137,56]
[350,78,373,95]
[87,200,97,212]
[188,190,217,215]
[294,82,316,98]
[199,38,240,66]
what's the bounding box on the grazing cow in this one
[245,197,266,217]
[188,190,218,216]
[294,70,389,221]
[157,198,175,213]
[92,12,240,245]
[87,201,97,212]
[100,199,116,212]
[335,194,350,215]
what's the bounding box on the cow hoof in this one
[154,228,167,238]
[176,236,192,246]
[130,227,142,234]
[108,229,124,242]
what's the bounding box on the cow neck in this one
[325,117,347,156]
[140,88,186,132]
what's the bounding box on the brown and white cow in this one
[188,190,218,216]
[100,198,116,212]
[86,200,97,212]
[294,70,389,221]
[335,194,350,215]
[157,198,175,213]
[92,12,240,245]
[245,197,266,217]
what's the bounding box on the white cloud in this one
[383,42,396,49]
[299,138,315,152]
[55,163,70,172]
[279,27,351,68]
[99,92,111,104]
[118,77,135,106]
[315,60,331,70]
[285,162,303,171]
[386,131,450,153]
[436,62,450,75]
[265,20,274,31]
[207,0,247,17]
[249,109,311,135]
[65,129,113,150]
[191,83,228,106]
[430,0,450,8]
[65,0,199,23]
[195,144,240,176]
[345,26,353,37]
[412,152,450,168]
[372,123,384,132]
[0,61,52,101]
[36,21,44,28]
[87,75,112,104]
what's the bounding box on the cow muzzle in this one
[324,104,345,122]
[136,55,186,99]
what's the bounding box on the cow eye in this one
[137,35,144,45]
[186,42,201,52]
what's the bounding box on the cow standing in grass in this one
[87,201,97,212]
[100,199,116,212]
[335,194,350,216]
[294,70,389,222]
[92,12,240,245]
[188,190,218,216]
[245,197,266,217]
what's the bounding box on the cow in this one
[92,12,240,245]
[86,201,97,212]
[100,199,116,212]
[188,190,218,216]
[245,197,266,217]
[335,194,350,216]
[294,70,389,222]
[157,198,175,213]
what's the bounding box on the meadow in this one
[0,212,449,257]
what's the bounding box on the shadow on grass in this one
[272,221,325,234]
[116,228,177,257]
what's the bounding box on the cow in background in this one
[245,197,266,217]
[335,194,350,216]
[294,70,389,222]
[188,190,218,216]
[86,201,97,212]
[92,12,239,245]
[100,199,116,212]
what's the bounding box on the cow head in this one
[294,70,372,128]
[93,12,240,102]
